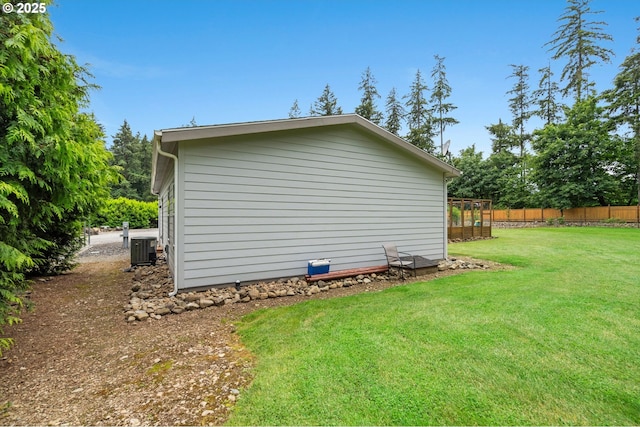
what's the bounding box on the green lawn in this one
[228,227,640,426]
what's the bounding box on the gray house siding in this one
[177,125,447,289]
[158,168,176,277]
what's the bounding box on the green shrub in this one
[546,217,556,226]
[94,198,158,229]
[602,217,625,224]
[1,12,118,356]
[557,216,565,225]
[448,206,461,225]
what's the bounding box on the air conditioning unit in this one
[131,237,158,266]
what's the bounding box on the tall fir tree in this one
[310,84,343,116]
[534,63,563,125]
[545,0,614,101]
[289,99,301,118]
[486,119,518,154]
[110,120,134,164]
[384,87,404,136]
[485,118,532,207]
[507,64,534,158]
[430,55,458,155]
[355,67,383,124]
[134,135,153,200]
[109,120,137,200]
[404,69,435,152]
[109,120,154,201]
[486,149,532,208]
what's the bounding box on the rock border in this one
[124,257,492,322]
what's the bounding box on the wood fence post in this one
[461,200,465,239]
[489,200,493,237]
[472,201,476,237]
[479,201,483,237]
[448,198,452,240]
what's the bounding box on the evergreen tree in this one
[483,120,531,207]
[430,55,458,155]
[310,84,343,116]
[486,119,518,154]
[180,117,198,127]
[0,10,117,353]
[405,69,429,130]
[109,120,138,200]
[487,150,533,208]
[507,64,533,158]
[133,135,153,201]
[355,67,383,124]
[110,120,134,164]
[109,120,154,201]
[404,70,435,152]
[533,63,563,125]
[289,99,301,118]
[384,87,404,136]
[545,0,614,101]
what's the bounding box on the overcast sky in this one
[49,0,638,156]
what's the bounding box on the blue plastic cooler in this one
[308,259,331,275]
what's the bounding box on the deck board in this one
[306,265,389,282]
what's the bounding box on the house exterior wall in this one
[176,125,447,289]
[157,167,176,276]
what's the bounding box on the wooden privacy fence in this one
[492,205,640,223]
[448,198,492,240]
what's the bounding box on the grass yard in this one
[227,228,640,426]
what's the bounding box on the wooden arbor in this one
[447,198,492,241]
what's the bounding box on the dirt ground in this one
[0,242,502,426]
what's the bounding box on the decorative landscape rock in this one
[123,256,490,321]
[437,257,489,271]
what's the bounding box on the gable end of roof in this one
[151,114,460,193]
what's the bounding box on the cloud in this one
[83,56,172,80]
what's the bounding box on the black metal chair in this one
[382,243,416,280]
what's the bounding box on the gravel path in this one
[79,228,159,255]
[1,242,253,425]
